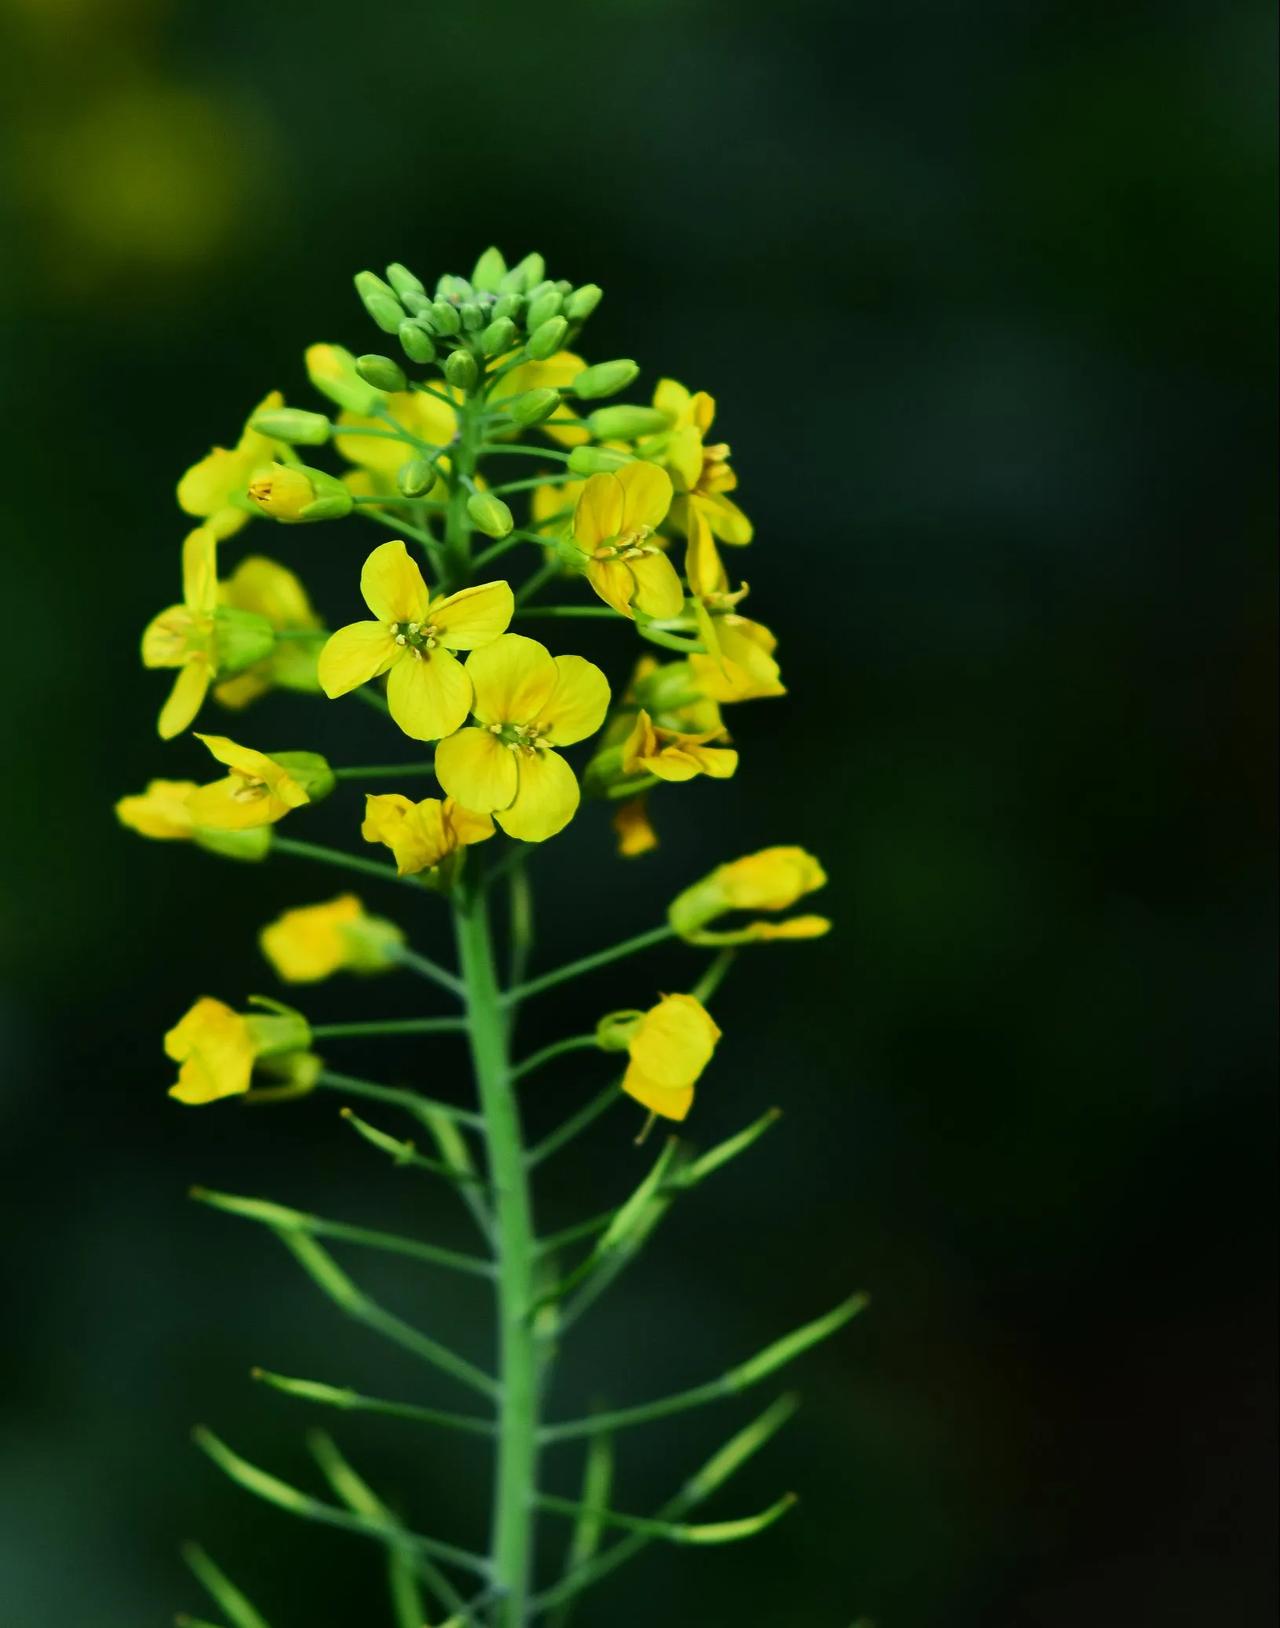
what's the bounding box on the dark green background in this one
[1,1,1275,1623]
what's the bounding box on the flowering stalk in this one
[122,247,856,1627]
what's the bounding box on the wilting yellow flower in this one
[568,463,684,621]
[646,378,753,546]
[619,993,722,1121]
[215,556,323,710]
[435,634,610,842]
[361,794,495,875]
[259,895,403,982]
[620,708,738,784]
[689,591,785,704]
[165,996,313,1105]
[177,392,285,539]
[140,527,219,739]
[185,733,320,830]
[669,846,831,945]
[318,540,513,741]
[613,795,659,857]
[491,351,589,446]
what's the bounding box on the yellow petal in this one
[435,727,519,813]
[618,460,673,532]
[685,504,728,600]
[385,647,472,741]
[159,660,211,739]
[629,551,685,620]
[538,654,610,746]
[613,795,658,857]
[318,621,398,698]
[465,634,558,726]
[621,1067,694,1122]
[141,605,195,669]
[260,895,364,982]
[498,748,579,842]
[361,793,416,846]
[444,798,496,847]
[360,539,431,623]
[165,997,256,1105]
[587,558,640,618]
[665,426,704,491]
[573,472,625,546]
[181,526,218,613]
[222,556,318,627]
[430,580,514,650]
[115,780,198,840]
[702,492,753,545]
[629,993,721,1089]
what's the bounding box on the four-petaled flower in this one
[259,895,404,982]
[621,707,739,783]
[141,527,220,739]
[186,733,317,830]
[619,993,722,1121]
[435,634,610,842]
[318,540,514,741]
[177,392,286,539]
[362,793,495,875]
[569,463,684,621]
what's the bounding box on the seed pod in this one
[355,354,408,393]
[572,358,639,400]
[526,316,569,360]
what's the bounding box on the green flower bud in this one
[471,246,507,292]
[306,344,385,417]
[272,751,335,803]
[492,292,522,322]
[554,279,572,294]
[444,348,479,391]
[466,491,514,538]
[244,996,313,1060]
[430,300,462,336]
[340,912,407,974]
[249,408,331,446]
[212,607,275,674]
[247,463,354,524]
[565,283,603,320]
[400,288,433,318]
[436,274,472,301]
[399,321,436,364]
[398,457,440,498]
[480,316,517,356]
[525,289,562,330]
[507,387,560,427]
[192,824,273,862]
[572,359,639,400]
[354,271,405,335]
[526,316,569,360]
[586,405,673,440]
[595,1008,643,1052]
[502,251,545,293]
[568,445,632,475]
[385,262,425,300]
[459,302,485,332]
[356,354,408,393]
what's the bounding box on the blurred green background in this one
[0,0,1275,1622]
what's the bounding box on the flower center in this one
[596,524,656,562]
[487,720,551,755]
[230,773,269,804]
[390,620,440,656]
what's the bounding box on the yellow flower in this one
[318,540,514,741]
[140,526,219,739]
[214,556,323,710]
[435,634,610,842]
[245,461,353,524]
[334,388,458,484]
[620,993,722,1121]
[569,463,684,621]
[613,795,659,857]
[647,378,753,546]
[115,779,200,840]
[259,895,404,983]
[491,351,589,446]
[165,996,313,1106]
[185,733,317,830]
[669,846,831,945]
[177,391,286,539]
[620,708,738,784]
[362,793,495,876]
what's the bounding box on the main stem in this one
[456,877,539,1626]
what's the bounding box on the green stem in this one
[333,762,437,780]
[503,924,676,1005]
[315,1069,484,1129]
[313,1018,466,1039]
[511,1035,600,1083]
[478,442,570,462]
[272,834,420,892]
[514,606,616,621]
[526,1080,622,1167]
[454,871,541,1627]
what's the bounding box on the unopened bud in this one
[306,344,384,417]
[354,271,405,335]
[507,387,560,427]
[398,457,439,498]
[356,354,408,393]
[471,246,507,292]
[246,463,353,524]
[430,301,462,336]
[385,262,425,300]
[399,321,436,364]
[586,405,672,440]
[565,283,603,321]
[244,997,313,1061]
[492,292,522,322]
[595,1008,643,1052]
[192,825,273,862]
[436,274,472,301]
[526,316,568,360]
[568,445,632,475]
[459,302,485,332]
[400,287,433,317]
[480,316,517,356]
[502,251,546,293]
[250,408,331,446]
[466,492,514,538]
[572,359,639,400]
[525,289,562,330]
[444,349,479,391]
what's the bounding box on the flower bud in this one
[568,445,631,475]
[507,387,560,427]
[385,262,425,300]
[525,289,562,330]
[596,1008,643,1052]
[399,321,436,364]
[572,359,639,400]
[398,456,440,497]
[668,846,831,946]
[585,405,672,440]
[480,316,517,356]
[271,750,335,803]
[192,825,273,862]
[260,895,404,983]
[471,245,507,292]
[466,491,514,538]
[212,607,275,674]
[250,408,331,446]
[400,287,433,317]
[526,316,568,360]
[459,302,485,331]
[444,348,479,391]
[430,300,462,335]
[502,251,545,293]
[356,354,408,393]
[354,271,405,334]
[247,463,354,524]
[306,343,385,416]
[492,292,522,321]
[436,274,472,301]
[244,996,313,1060]
[565,283,603,321]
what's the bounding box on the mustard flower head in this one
[115,777,272,861]
[361,793,495,876]
[186,733,330,831]
[177,391,286,539]
[646,378,753,546]
[568,463,684,621]
[259,894,404,983]
[601,993,722,1122]
[165,996,313,1106]
[620,708,738,784]
[434,633,610,842]
[669,846,831,945]
[318,540,514,741]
